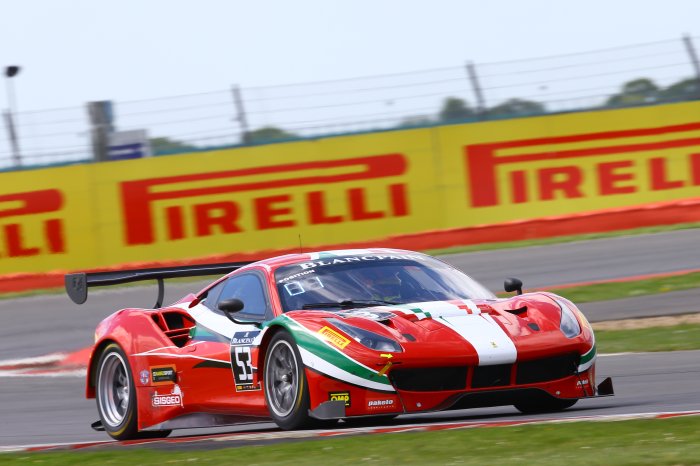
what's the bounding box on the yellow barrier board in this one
[2,101,700,273]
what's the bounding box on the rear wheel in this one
[514,394,577,414]
[264,332,312,429]
[95,343,171,440]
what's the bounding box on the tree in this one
[149,137,197,154]
[487,98,546,118]
[658,77,700,102]
[244,126,298,144]
[438,97,475,121]
[606,78,660,107]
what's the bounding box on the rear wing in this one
[65,262,252,308]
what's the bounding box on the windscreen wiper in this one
[301,299,399,310]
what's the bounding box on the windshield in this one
[274,253,495,312]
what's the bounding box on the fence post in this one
[232,85,250,144]
[2,110,21,167]
[683,35,700,79]
[87,101,114,162]
[466,61,487,118]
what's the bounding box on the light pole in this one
[3,65,22,167]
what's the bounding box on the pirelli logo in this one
[318,327,350,350]
[120,154,409,246]
[465,122,700,207]
[0,189,65,257]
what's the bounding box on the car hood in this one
[285,293,591,366]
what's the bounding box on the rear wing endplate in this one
[65,262,252,308]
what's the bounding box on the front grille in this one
[516,353,579,385]
[390,367,467,391]
[471,364,512,388]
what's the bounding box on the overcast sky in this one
[1,0,699,112]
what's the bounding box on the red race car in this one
[65,248,613,440]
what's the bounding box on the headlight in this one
[556,299,581,338]
[327,318,402,352]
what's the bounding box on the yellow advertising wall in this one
[2,101,700,274]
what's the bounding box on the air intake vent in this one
[471,364,512,388]
[391,367,468,391]
[516,354,579,385]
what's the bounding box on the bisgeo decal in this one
[152,384,184,407]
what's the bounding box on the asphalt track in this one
[0,229,699,449]
[1,350,699,450]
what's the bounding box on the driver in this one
[354,268,403,303]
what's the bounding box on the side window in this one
[215,273,270,320]
[201,281,226,311]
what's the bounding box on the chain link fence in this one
[2,35,699,169]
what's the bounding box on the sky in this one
[0,1,699,164]
[1,0,699,111]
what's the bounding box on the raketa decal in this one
[152,384,183,407]
[231,331,261,345]
[139,370,149,385]
[368,399,394,408]
[329,391,351,407]
[318,326,351,349]
[231,345,260,392]
[150,366,177,384]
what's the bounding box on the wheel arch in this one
[256,324,289,377]
[86,339,120,398]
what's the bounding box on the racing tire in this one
[263,332,313,430]
[513,394,578,414]
[95,343,171,440]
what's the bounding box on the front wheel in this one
[264,332,312,430]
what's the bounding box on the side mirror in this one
[504,277,523,295]
[218,298,245,323]
[217,299,262,328]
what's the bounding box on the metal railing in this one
[2,35,699,169]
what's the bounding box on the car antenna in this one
[298,234,304,254]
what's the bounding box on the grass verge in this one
[2,416,699,465]
[596,322,700,354]
[546,271,700,303]
[426,221,700,256]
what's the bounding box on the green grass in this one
[596,323,700,354]
[2,416,700,465]
[426,221,700,256]
[548,271,700,303]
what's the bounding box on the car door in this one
[182,270,272,415]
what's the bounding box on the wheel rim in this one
[97,351,130,428]
[265,339,300,417]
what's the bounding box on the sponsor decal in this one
[368,399,394,408]
[139,370,149,385]
[577,379,590,387]
[0,189,65,258]
[231,344,261,392]
[298,254,427,270]
[231,331,261,345]
[150,366,177,384]
[329,391,351,407]
[120,154,408,246]
[152,384,183,407]
[318,326,351,349]
[465,122,700,208]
